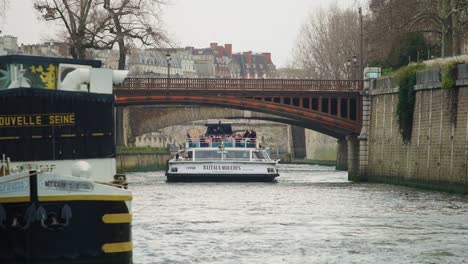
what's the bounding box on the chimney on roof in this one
[244,51,252,64]
[210,42,218,49]
[224,44,232,57]
[217,46,224,57]
[263,53,272,64]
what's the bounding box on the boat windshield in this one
[252,150,270,160]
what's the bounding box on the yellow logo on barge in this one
[0,113,75,127]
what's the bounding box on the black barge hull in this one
[0,200,132,264]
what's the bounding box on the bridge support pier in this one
[336,139,348,171]
[291,126,307,159]
[347,135,359,180]
[115,107,132,147]
[348,77,371,181]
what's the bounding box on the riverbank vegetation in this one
[293,0,468,79]
[116,146,169,155]
[117,164,166,174]
[395,63,425,143]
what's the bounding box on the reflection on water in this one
[128,164,468,264]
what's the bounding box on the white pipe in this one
[60,68,91,91]
[113,70,129,85]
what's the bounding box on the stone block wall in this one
[368,85,468,190]
[116,152,171,172]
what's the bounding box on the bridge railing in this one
[116,78,363,92]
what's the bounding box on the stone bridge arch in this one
[117,105,350,144]
[116,105,349,169]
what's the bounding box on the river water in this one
[128,164,468,264]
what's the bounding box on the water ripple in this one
[129,164,468,264]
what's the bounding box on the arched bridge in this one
[113,78,363,139]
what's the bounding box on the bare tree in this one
[369,0,468,57]
[103,0,170,70]
[0,0,9,22]
[293,5,365,79]
[34,0,170,68]
[34,0,113,59]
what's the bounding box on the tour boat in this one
[0,55,132,264]
[166,122,280,182]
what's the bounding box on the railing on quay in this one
[115,78,363,92]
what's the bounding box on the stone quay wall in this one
[367,69,468,191]
[116,152,171,172]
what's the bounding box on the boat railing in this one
[0,154,11,177]
[185,138,257,149]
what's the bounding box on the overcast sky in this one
[1,0,361,67]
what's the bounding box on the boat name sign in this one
[42,180,94,192]
[0,179,29,194]
[203,165,241,171]
[0,113,75,128]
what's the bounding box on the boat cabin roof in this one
[204,122,233,136]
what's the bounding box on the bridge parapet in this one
[370,77,397,95]
[115,78,362,92]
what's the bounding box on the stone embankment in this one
[363,65,468,192]
[116,147,171,173]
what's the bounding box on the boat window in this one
[187,151,193,159]
[223,150,250,160]
[194,150,222,160]
[253,151,268,160]
[261,150,270,159]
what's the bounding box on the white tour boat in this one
[0,55,132,264]
[166,122,280,182]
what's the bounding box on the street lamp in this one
[358,7,363,79]
[166,53,172,79]
[345,59,352,79]
[352,55,358,79]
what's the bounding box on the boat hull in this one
[0,172,133,264]
[0,200,132,264]
[166,173,279,182]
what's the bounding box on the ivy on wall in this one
[396,64,425,144]
[441,62,459,126]
[441,62,457,90]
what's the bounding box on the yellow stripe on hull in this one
[0,196,30,203]
[39,195,132,202]
[102,213,132,224]
[102,242,133,253]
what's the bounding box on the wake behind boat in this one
[166,122,280,182]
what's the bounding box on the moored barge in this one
[0,55,133,264]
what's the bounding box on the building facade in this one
[0,35,18,55]
[126,48,196,78]
[232,51,276,79]
[19,42,71,58]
